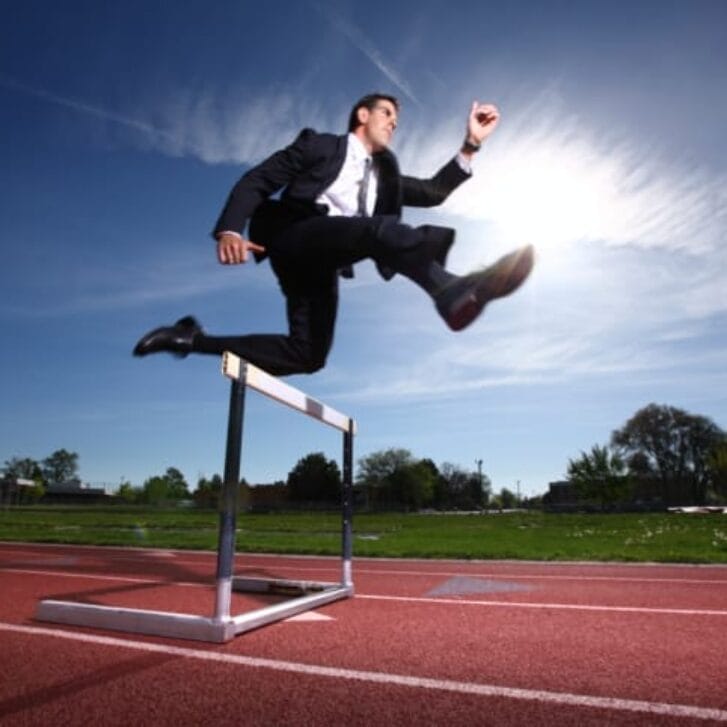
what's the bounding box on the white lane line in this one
[358,594,727,617]
[5,557,727,587]
[4,544,727,584]
[1,622,725,722]
[4,567,727,617]
[0,567,206,588]
[251,565,727,586]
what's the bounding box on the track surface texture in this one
[1,542,727,725]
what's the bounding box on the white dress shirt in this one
[218,134,471,238]
[316,133,376,217]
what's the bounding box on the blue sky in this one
[1,0,726,497]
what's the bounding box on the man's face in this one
[356,100,398,152]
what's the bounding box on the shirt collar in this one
[347,132,372,162]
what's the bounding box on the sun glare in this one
[485,142,622,253]
[446,126,641,259]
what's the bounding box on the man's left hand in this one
[466,102,500,146]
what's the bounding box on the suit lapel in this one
[373,148,401,215]
[320,135,348,191]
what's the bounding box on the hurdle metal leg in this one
[342,421,354,588]
[36,353,356,643]
[213,376,245,622]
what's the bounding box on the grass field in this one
[2,507,727,563]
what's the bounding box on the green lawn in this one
[1,507,726,563]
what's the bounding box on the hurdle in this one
[36,352,356,642]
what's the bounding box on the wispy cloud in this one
[308,1,421,107]
[0,73,330,167]
[0,73,175,145]
[332,307,727,406]
[400,93,727,259]
[139,88,331,165]
[0,250,272,318]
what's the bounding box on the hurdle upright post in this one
[342,421,354,589]
[214,376,246,622]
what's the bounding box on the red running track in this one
[1,542,727,725]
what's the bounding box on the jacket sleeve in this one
[400,157,471,208]
[211,128,318,238]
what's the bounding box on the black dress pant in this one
[194,212,454,376]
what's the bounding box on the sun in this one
[448,129,631,257]
[487,142,625,253]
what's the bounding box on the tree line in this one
[560,403,727,510]
[4,402,725,511]
[143,450,494,511]
[1,447,493,510]
[3,449,80,487]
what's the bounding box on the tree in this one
[357,448,414,508]
[163,467,189,499]
[42,449,80,485]
[287,453,341,502]
[357,448,413,487]
[567,444,631,510]
[142,467,190,505]
[707,441,727,501]
[385,460,436,510]
[611,404,725,505]
[117,480,141,504]
[438,462,490,509]
[194,474,223,509]
[2,457,43,483]
[469,471,491,508]
[497,487,518,510]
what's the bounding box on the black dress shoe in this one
[435,245,535,331]
[133,315,202,358]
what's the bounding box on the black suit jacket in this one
[212,129,470,274]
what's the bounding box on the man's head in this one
[348,93,399,153]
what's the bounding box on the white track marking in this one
[0,567,207,588]
[3,544,727,585]
[284,611,334,622]
[358,568,727,585]
[4,558,727,587]
[1,622,725,722]
[4,566,727,617]
[357,594,727,617]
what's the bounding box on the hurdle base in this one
[35,580,352,643]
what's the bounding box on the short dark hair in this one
[347,93,400,132]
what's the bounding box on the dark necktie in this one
[357,157,372,216]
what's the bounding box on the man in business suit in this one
[134,93,534,376]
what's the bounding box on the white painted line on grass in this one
[1,622,725,722]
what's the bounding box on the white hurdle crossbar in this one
[36,352,356,643]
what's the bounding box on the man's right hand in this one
[216,232,266,265]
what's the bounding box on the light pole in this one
[475,459,483,505]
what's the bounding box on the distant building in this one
[245,482,290,512]
[544,476,689,512]
[543,481,580,512]
[42,481,111,505]
[0,477,36,506]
